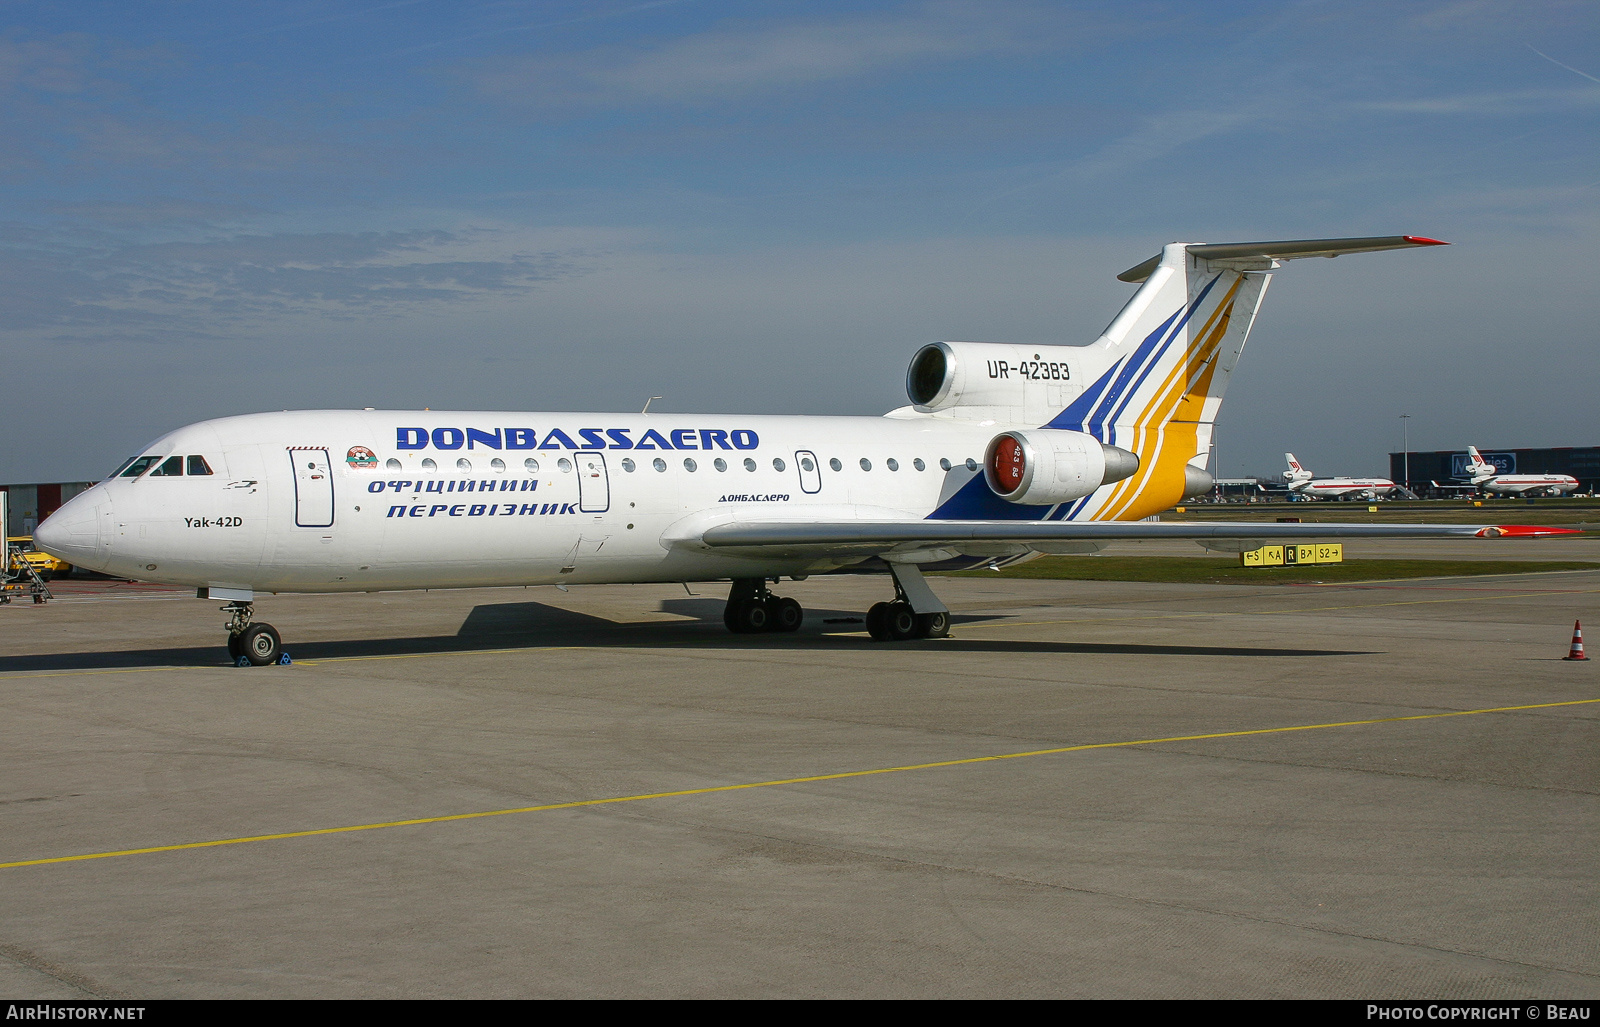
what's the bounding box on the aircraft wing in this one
[694,519,1577,557]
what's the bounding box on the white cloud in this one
[0,222,628,342]
[466,4,1065,107]
[1358,86,1600,116]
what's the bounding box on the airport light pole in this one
[1400,414,1410,492]
[1211,423,1220,502]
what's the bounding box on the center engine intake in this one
[983,429,1140,505]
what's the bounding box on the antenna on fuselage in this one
[641,396,663,415]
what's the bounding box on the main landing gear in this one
[718,564,953,642]
[865,601,949,642]
[222,601,288,666]
[723,578,804,634]
[865,561,951,641]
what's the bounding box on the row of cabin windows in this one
[117,455,214,478]
[397,455,980,474]
[113,452,979,479]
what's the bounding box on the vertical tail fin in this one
[1055,236,1446,520]
[1466,446,1495,479]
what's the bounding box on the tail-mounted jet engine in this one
[907,341,1081,422]
[983,429,1141,505]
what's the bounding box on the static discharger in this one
[1563,620,1589,661]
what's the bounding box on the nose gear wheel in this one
[222,602,286,666]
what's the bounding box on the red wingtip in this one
[1475,525,1584,538]
[1403,236,1450,246]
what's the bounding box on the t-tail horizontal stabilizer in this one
[1116,236,1449,284]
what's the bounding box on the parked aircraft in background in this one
[36,236,1576,665]
[1282,453,1400,501]
[1463,446,1579,497]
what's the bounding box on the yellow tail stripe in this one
[1099,276,1242,519]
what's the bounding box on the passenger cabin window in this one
[149,456,184,476]
[187,455,214,476]
[121,456,161,477]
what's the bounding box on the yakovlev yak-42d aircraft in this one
[35,236,1578,665]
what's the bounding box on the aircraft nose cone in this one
[34,489,106,567]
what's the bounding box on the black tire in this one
[769,596,803,632]
[914,611,950,639]
[733,597,769,634]
[885,602,919,641]
[866,602,892,641]
[723,602,741,633]
[227,632,243,662]
[239,623,282,666]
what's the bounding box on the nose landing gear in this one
[723,578,804,634]
[223,602,287,666]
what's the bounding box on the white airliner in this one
[1462,446,1579,497]
[1282,453,1399,501]
[34,236,1576,665]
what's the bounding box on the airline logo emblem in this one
[395,427,759,452]
[346,446,378,468]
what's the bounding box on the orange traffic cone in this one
[1563,620,1589,661]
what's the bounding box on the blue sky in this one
[3,0,1598,483]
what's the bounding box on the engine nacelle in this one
[983,429,1141,505]
[907,341,1082,417]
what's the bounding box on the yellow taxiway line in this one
[3,697,1596,872]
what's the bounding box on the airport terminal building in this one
[0,481,96,535]
[1389,447,1600,493]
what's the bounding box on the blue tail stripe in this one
[1102,274,1221,431]
[1083,307,1183,440]
[927,471,1054,520]
[1046,360,1122,434]
[1088,307,1183,439]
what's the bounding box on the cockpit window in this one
[187,455,214,476]
[148,456,184,477]
[108,456,139,479]
[120,456,162,477]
